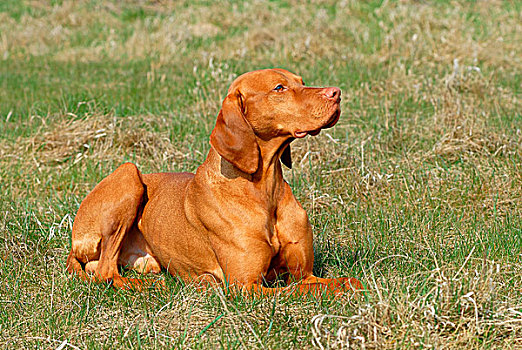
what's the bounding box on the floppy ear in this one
[210,94,260,174]
[281,144,292,169]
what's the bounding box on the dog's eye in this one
[273,84,285,91]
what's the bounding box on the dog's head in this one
[210,68,341,174]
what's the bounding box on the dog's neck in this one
[254,136,289,175]
[251,137,287,197]
[204,138,289,201]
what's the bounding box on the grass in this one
[0,0,521,348]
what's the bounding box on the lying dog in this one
[67,68,363,296]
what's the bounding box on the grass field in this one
[0,0,521,348]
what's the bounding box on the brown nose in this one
[324,87,341,101]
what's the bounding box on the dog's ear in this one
[281,144,292,169]
[210,93,260,174]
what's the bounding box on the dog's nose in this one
[324,87,341,101]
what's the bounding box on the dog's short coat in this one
[67,68,363,296]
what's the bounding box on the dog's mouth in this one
[294,108,341,139]
[324,108,341,129]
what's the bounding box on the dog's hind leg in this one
[66,249,93,282]
[68,163,154,290]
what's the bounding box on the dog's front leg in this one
[271,182,363,296]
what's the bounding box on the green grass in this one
[1,0,521,348]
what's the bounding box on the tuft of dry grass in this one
[312,259,522,348]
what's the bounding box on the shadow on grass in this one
[313,237,361,278]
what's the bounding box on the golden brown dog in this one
[66,68,363,297]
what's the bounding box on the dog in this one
[66,68,363,297]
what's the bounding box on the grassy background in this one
[0,0,521,348]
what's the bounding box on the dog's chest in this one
[268,224,281,256]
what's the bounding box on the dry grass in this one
[312,259,522,349]
[1,0,521,348]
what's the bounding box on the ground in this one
[0,0,521,348]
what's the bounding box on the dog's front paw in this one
[340,277,364,292]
